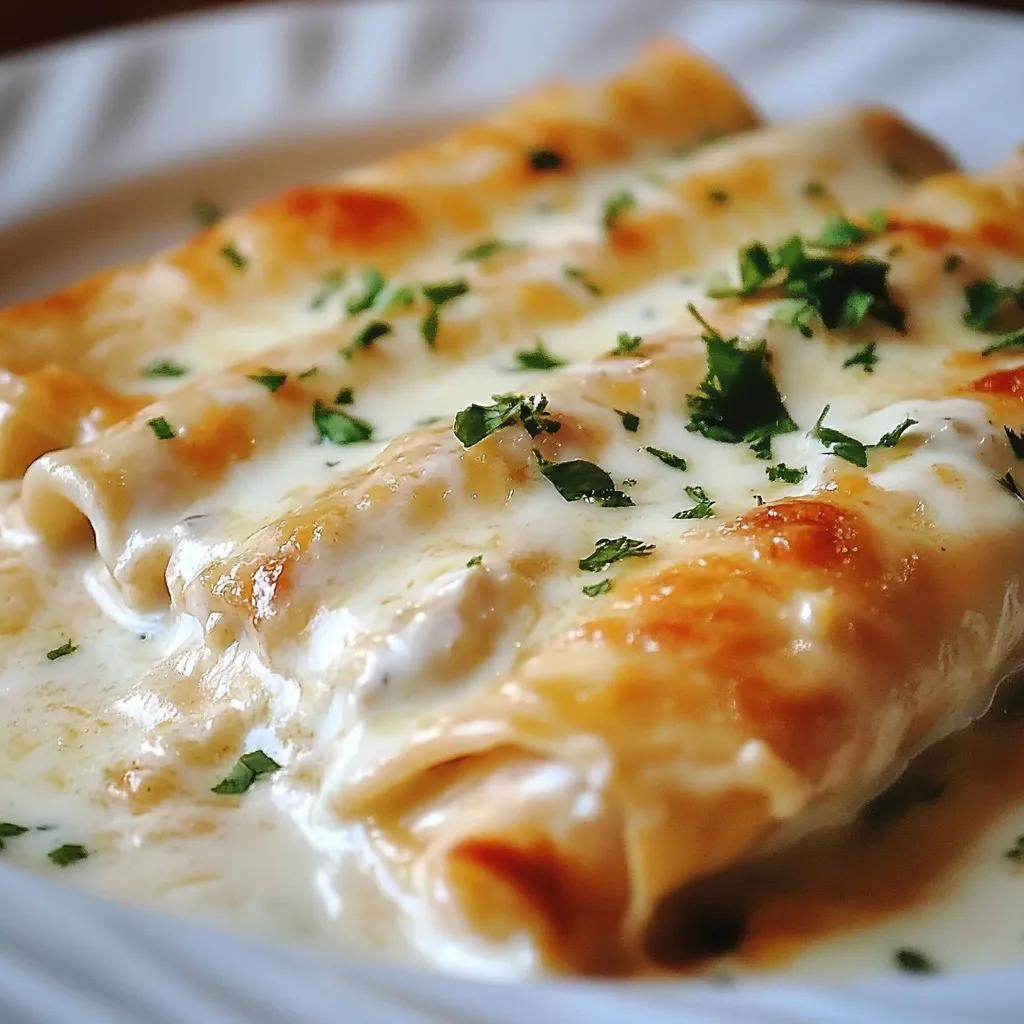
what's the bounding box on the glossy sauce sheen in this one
[1,45,1024,980]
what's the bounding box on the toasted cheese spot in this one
[176,406,256,475]
[280,187,423,251]
[884,218,951,250]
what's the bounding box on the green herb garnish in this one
[211,750,282,795]
[893,948,938,975]
[843,341,877,373]
[963,278,1023,331]
[942,254,962,274]
[0,822,28,851]
[1005,427,1024,459]
[685,304,797,460]
[534,450,633,507]
[46,641,77,661]
[346,268,386,315]
[578,536,655,572]
[527,147,564,172]
[466,555,483,568]
[47,844,89,867]
[673,485,715,520]
[810,214,871,250]
[644,446,687,471]
[421,307,439,347]
[811,406,917,467]
[981,328,1024,357]
[602,190,636,229]
[422,279,469,306]
[246,369,287,392]
[514,340,567,371]
[802,181,826,198]
[460,239,515,262]
[766,463,807,484]
[612,331,642,356]
[342,319,391,359]
[193,198,223,227]
[334,387,354,405]
[313,399,373,445]
[310,269,345,310]
[454,394,560,448]
[614,409,640,432]
[1005,835,1024,863]
[709,189,729,205]
[219,243,247,270]
[564,265,601,296]
[999,471,1024,502]
[582,578,614,598]
[143,359,189,378]
[147,417,176,441]
[297,366,319,379]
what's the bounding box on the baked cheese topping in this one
[1,42,1024,980]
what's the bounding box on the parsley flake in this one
[422,279,469,306]
[709,189,729,205]
[602,190,636,229]
[811,406,917,467]
[346,268,386,315]
[802,180,826,198]
[942,254,962,274]
[893,948,938,975]
[534,450,633,506]
[843,341,878,373]
[147,417,176,441]
[421,307,439,347]
[527,147,564,172]
[766,463,807,484]
[582,578,613,598]
[612,332,642,356]
[999,471,1024,502]
[466,555,483,568]
[313,399,373,445]
[614,409,640,432]
[1005,835,1024,863]
[644,446,687,471]
[193,198,223,227]
[46,641,78,661]
[811,214,871,249]
[685,304,797,459]
[565,265,601,296]
[310,270,345,310]
[875,417,918,448]
[342,319,391,359]
[211,750,282,795]
[578,536,655,572]
[673,485,715,520]
[963,278,1022,332]
[48,844,89,867]
[334,387,354,405]
[514,340,566,371]
[143,359,188,378]
[219,243,247,270]
[1005,427,1024,459]
[297,366,319,379]
[460,239,516,262]
[981,328,1024,357]
[246,369,287,392]
[0,822,28,850]
[454,394,560,448]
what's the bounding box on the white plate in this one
[1,1,1023,1020]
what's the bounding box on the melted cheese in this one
[2,42,1024,982]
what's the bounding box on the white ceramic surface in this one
[1,1,1023,1020]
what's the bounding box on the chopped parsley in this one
[612,332,642,356]
[981,328,1024,357]
[46,641,78,661]
[454,393,560,448]
[673,485,715,520]
[342,319,391,359]
[766,463,807,484]
[709,189,729,205]
[246,369,287,392]
[527,147,564,172]
[1005,426,1024,459]
[644,446,687,471]
[0,822,28,851]
[942,253,962,274]
[582,578,613,598]
[685,304,797,460]
[143,359,188,378]
[621,478,638,488]
[614,409,640,432]
[811,406,917,467]
[219,243,247,270]
[211,750,281,795]
[534,450,633,506]
[843,341,878,373]
[810,214,871,250]
[1005,835,1024,863]
[802,180,826,198]
[47,844,89,867]
[334,386,354,405]
[147,417,176,441]
[514,340,567,371]
[709,235,906,336]
[421,307,439,347]
[963,278,1023,332]
[460,239,515,262]
[376,283,415,313]
[564,265,601,296]
[309,270,345,310]
[192,198,223,226]
[999,471,1024,502]
[578,536,655,572]
[893,948,938,975]
[313,399,373,445]
[466,555,483,568]
[422,279,469,306]
[297,366,319,379]
[346,268,386,315]
[602,189,636,229]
